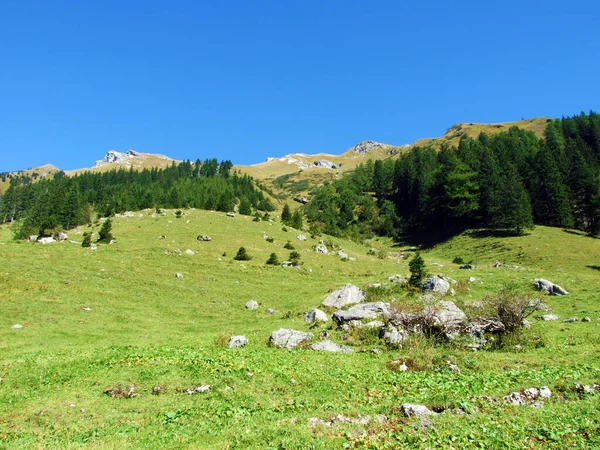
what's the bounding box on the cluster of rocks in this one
[29,232,69,244]
[503,386,552,407]
[534,279,568,296]
[307,414,386,427]
[493,261,523,270]
[313,160,337,169]
[197,235,211,242]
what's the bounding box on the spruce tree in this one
[97,218,114,243]
[266,252,280,265]
[291,209,303,229]
[281,203,292,225]
[233,246,252,261]
[408,252,427,287]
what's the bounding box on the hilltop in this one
[1,117,550,199]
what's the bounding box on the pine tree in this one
[82,232,92,247]
[233,246,252,261]
[239,197,252,215]
[281,203,292,225]
[289,251,301,266]
[491,168,534,235]
[97,218,114,243]
[291,209,303,229]
[266,252,280,265]
[408,252,427,287]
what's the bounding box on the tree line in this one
[304,111,600,239]
[0,158,274,238]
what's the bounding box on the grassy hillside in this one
[1,211,599,448]
[0,164,59,195]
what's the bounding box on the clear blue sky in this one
[1,0,599,172]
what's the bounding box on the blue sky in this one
[1,0,599,172]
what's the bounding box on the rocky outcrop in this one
[332,302,390,325]
[421,276,451,295]
[313,160,337,169]
[534,279,568,295]
[322,284,364,309]
[402,404,436,417]
[269,329,313,349]
[228,336,249,348]
[351,140,391,154]
[245,300,259,310]
[304,309,329,323]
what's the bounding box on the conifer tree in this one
[408,252,427,287]
[266,252,280,265]
[281,203,292,225]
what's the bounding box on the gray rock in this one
[185,249,195,256]
[535,279,569,296]
[269,329,313,349]
[459,264,476,270]
[402,404,436,417]
[28,235,38,242]
[281,261,294,268]
[337,250,348,259]
[228,335,249,348]
[468,277,477,283]
[313,159,337,169]
[11,324,23,329]
[388,274,408,283]
[563,317,578,323]
[436,301,467,325]
[197,235,212,242]
[226,212,235,217]
[383,326,404,345]
[365,320,385,328]
[582,316,592,322]
[175,272,183,278]
[245,300,259,310]
[332,302,390,325]
[309,340,354,353]
[538,314,559,321]
[38,237,56,244]
[304,309,329,323]
[297,234,307,241]
[421,276,450,295]
[55,232,68,241]
[314,244,328,254]
[322,284,365,309]
[266,308,277,315]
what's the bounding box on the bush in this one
[175,210,183,218]
[266,252,280,265]
[452,256,465,264]
[266,237,274,243]
[97,218,114,243]
[408,252,427,287]
[484,289,541,334]
[233,247,252,261]
[289,251,301,265]
[283,241,295,250]
[253,212,261,222]
[82,232,92,248]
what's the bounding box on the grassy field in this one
[1,210,599,448]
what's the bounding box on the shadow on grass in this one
[563,229,599,239]
[468,229,522,239]
[394,227,522,250]
[586,265,600,272]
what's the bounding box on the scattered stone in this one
[503,386,551,406]
[309,340,354,353]
[446,360,461,374]
[563,317,578,323]
[494,261,502,268]
[468,277,477,283]
[421,275,450,295]
[304,309,329,323]
[322,284,365,309]
[537,314,559,321]
[332,302,390,325]
[314,244,328,254]
[535,279,569,296]
[185,385,210,395]
[175,272,183,278]
[582,317,592,322]
[459,264,476,270]
[55,232,68,241]
[11,324,23,329]
[82,307,92,312]
[402,404,436,418]
[104,384,137,399]
[388,274,408,284]
[365,320,385,328]
[228,335,249,348]
[28,235,38,242]
[245,300,259,310]
[436,301,467,325]
[297,234,307,241]
[281,261,294,268]
[38,237,56,244]
[266,308,277,315]
[319,330,330,340]
[269,329,313,349]
[226,212,235,217]
[293,197,309,204]
[382,326,404,345]
[337,250,348,259]
[197,235,212,242]
[185,249,196,256]
[308,417,331,427]
[152,385,165,395]
[529,300,551,311]
[576,383,600,394]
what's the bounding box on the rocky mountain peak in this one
[351,140,390,154]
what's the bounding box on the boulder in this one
[337,250,348,259]
[197,235,212,242]
[27,235,38,242]
[175,272,183,278]
[266,308,277,315]
[38,237,56,244]
[435,301,467,325]
[185,249,195,256]
[55,232,68,241]
[322,284,364,309]
[226,212,235,217]
[309,340,354,353]
[228,336,249,348]
[563,317,578,323]
[421,276,450,295]
[459,264,476,270]
[388,274,408,283]
[245,300,259,310]
[297,234,307,241]
[402,404,436,418]
[382,326,404,345]
[582,317,592,322]
[282,261,294,268]
[314,244,328,254]
[332,302,390,325]
[269,329,313,349]
[535,279,568,296]
[365,320,385,328]
[304,309,329,323]
[538,314,559,321]
[11,324,23,329]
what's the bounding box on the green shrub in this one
[233,247,252,261]
[82,232,92,248]
[266,253,280,265]
[97,218,114,243]
[283,241,295,250]
[452,256,465,264]
[266,237,274,243]
[289,251,301,265]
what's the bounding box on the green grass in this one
[1,211,599,448]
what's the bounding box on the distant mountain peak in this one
[351,140,391,154]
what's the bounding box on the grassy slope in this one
[0,164,59,195]
[1,211,599,448]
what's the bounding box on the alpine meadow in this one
[2,1,600,447]
[1,112,600,449]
